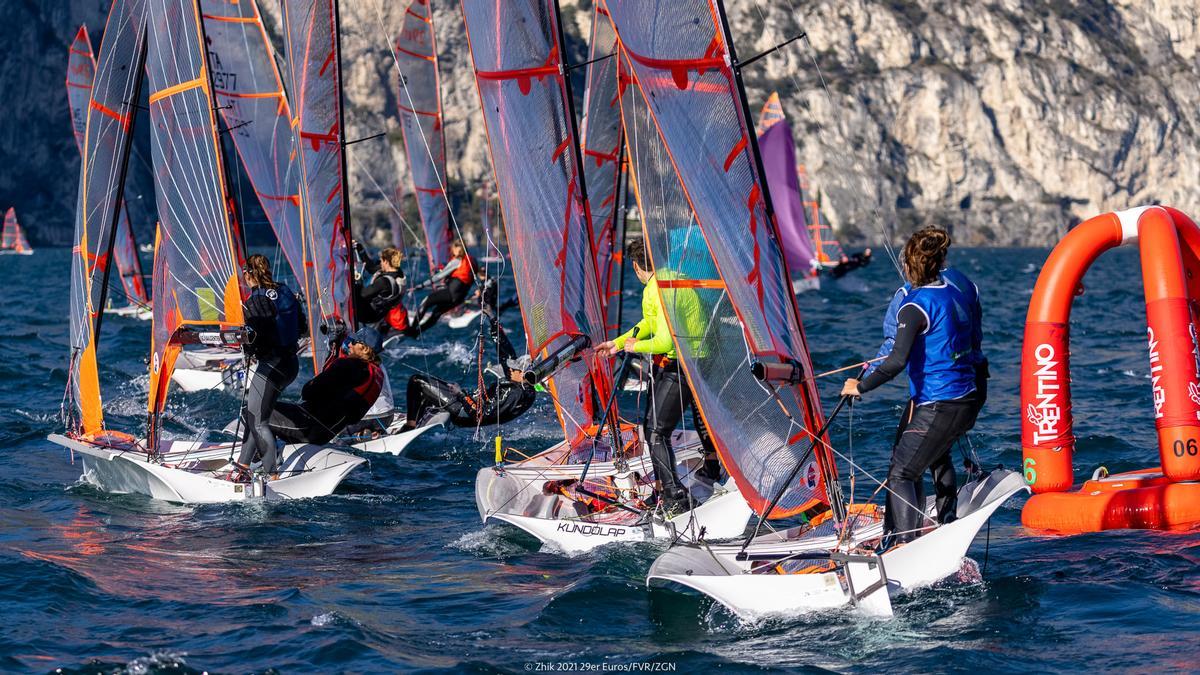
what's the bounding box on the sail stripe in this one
[147,73,205,103]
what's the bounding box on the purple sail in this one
[757,119,816,276]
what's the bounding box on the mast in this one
[333,0,357,331]
[612,144,628,334]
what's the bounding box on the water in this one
[2,248,1197,673]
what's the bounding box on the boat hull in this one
[647,469,1028,619]
[48,434,365,504]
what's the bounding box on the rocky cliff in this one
[4,1,1200,247]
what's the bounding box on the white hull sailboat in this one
[477,429,753,553]
[647,470,1026,618]
[49,433,364,504]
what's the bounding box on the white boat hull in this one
[172,347,245,393]
[108,304,152,321]
[48,433,365,504]
[646,469,1028,619]
[475,429,754,553]
[348,413,448,456]
[445,308,481,329]
[0,249,34,256]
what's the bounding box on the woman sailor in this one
[841,227,982,548]
[229,254,306,482]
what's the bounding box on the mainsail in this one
[67,0,148,436]
[394,0,453,273]
[0,208,31,253]
[608,0,834,518]
[201,0,306,285]
[580,1,625,331]
[66,24,148,308]
[460,0,612,444]
[280,0,356,369]
[756,92,817,277]
[143,0,244,438]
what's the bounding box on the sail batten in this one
[608,0,833,517]
[460,0,612,445]
[394,0,453,273]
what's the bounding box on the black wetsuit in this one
[238,285,305,473]
[830,251,872,279]
[403,313,535,428]
[354,252,405,327]
[647,359,720,499]
[409,257,473,334]
[859,303,977,545]
[268,357,384,445]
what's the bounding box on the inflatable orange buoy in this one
[1020,206,1200,533]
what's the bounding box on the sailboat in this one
[47,0,364,503]
[597,0,1026,618]
[463,0,751,553]
[67,25,149,318]
[757,92,820,293]
[0,208,32,255]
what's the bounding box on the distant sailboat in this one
[0,208,32,256]
[757,92,820,292]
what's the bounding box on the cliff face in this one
[5,1,1200,247]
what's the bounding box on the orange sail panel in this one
[580,1,624,332]
[608,1,832,518]
[280,0,356,370]
[394,0,453,273]
[201,0,306,288]
[66,0,148,436]
[143,0,244,422]
[460,0,612,445]
[0,208,30,253]
[67,24,148,308]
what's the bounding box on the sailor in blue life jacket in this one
[842,228,982,548]
[230,254,307,482]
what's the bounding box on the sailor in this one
[595,238,721,517]
[353,242,408,336]
[231,254,306,481]
[830,247,872,279]
[842,228,978,548]
[264,326,387,447]
[406,239,478,335]
[400,309,535,429]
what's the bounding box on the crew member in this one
[407,239,478,335]
[595,238,721,516]
[842,228,978,548]
[264,326,386,445]
[353,242,408,335]
[400,311,535,429]
[231,254,306,481]
[830,248,873,279]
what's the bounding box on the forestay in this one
[608,0,832,518]
[460,0,612,445]
[201,0,306,286]
[67,25,148,308]
[394,0,453,273]
[143,0,244,439]
[580,1,624,331]
[66,0,148,436]
[280,0,355,370]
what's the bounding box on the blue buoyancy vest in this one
[253,284,302,350]
[902,279,976,403]
[940,267,984,366]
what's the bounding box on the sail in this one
[201,0,306,285]
[143,0,244,426]
[394,0,453,274]
[67,24,148,307]
[608,1,832,518]
[756,94,817,276]
[580,1,624,331]
[280,0,355,369]
[66,0,148,436]
[460,0,612,444]
[1,208,30,252]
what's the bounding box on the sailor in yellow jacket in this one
[596,238,720,515]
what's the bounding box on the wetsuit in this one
[409,255,476,334]
[267,356,384,444]
[830,250,872,279]
[859,277,977,544]
[614,273,719,506]
[354,251,406,328]
[238,284,305,473]
[403,312,535,428]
